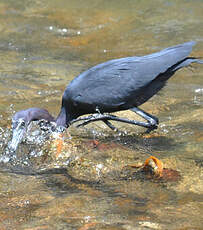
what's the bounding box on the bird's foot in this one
[145,116,159,133]
[145,123,158,134]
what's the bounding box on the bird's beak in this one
[9,119,27,152]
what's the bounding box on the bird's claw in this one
[145,124,158,134]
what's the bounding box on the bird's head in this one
[9,108,55,152]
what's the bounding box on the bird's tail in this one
[172,57,203,71]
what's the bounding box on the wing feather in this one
[66,41,195,108]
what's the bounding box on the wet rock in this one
[123,156,181,183]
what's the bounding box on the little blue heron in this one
[10,41,203,150]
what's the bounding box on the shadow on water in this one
[113,133,181,152]
[0,163,148,209]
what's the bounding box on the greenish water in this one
[0,0,203,229]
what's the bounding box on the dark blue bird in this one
[10,41,203,150]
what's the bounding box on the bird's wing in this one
[67,41,195,108]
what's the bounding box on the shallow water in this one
[0,0,203,229]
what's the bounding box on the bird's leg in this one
[96,107,118,130]
[130,107,159,132]
[85,107,118,130]
[70,114,102,125]
[102,120,118,131]
[71,113,157,130]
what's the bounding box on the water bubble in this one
[0,155,10,163]
[62,28,68,33]
[95,163,103,176]
[195,88,203,93]
[84,216,91,223]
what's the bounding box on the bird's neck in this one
[56,106,68,127]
